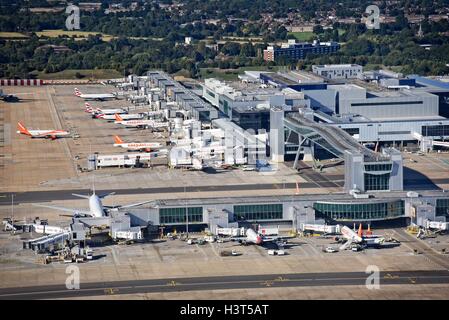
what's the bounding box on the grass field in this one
[0,32,29,39]
[34,69,123,80]
[288,31,315,42]
[35,29,115,41]
[200,66,282,81]
[288,29,346,42]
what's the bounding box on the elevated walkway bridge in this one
[284,113,389,163]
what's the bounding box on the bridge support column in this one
[293,137,307,169]
[270,108,285,163]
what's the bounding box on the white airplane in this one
[16,122,70,140]
[84,103,127,116]
[74,88,117,101]
[33,188,153,218]
[339,224,385,250]
[114,114,168,129]
[99,113,144,121]
[113,135,163,152]
[231,228,291,246]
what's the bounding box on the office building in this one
[263,40,340,62]
[312,64,363,80]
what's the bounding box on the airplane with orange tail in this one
[113,135,162,152]
[16,122,70,140]
[114,113,167,129]
[339,223,385,250]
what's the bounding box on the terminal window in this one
[233,204,283,221]
[364,173,390,191]
[159,207,203,224]
[364,163,392,172]
[313,200,404,221]
[422,125,449,137]
[436,199,449,217]
[343,128,360,136]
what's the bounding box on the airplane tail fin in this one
[114,135,123,144]
[115,113,124,122]
[366,224,372,236]
[17,122,31,136]
[84,102,93,112]
[358,223,363,238]
[74,88,82,96]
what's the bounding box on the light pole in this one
[11,194,15,234]
[185,186,189,238]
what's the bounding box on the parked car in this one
[324,247,338,253]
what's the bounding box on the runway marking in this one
[104,288,119,295]
[166,280,179,287]
[384,273,399,279]
[261,280,273,287]
[1,275,449,298]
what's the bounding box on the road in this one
[393,229,449,269]
[1,177,448,205]
[0,270,448,300]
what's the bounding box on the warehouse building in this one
[312,64,363,80]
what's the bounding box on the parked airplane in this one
[34,188,153,218]
[99,113,144,121]
[339,224,385,250]
[84,102,127,116]
[113,135,162,152]
[114,113,168,129]
[231,228,291,246]
[74,88,116,101]
[16,122,70,140]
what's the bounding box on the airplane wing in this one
[72,193,90,199]
[262,235,294,242]
[98,192,116,199]
[33,204,92,216]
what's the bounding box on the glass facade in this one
[159,207,203,224]
[343,128,360,136]
[422,125,449,137]
[364,163,392,172]
[234,204,283,221]
[364,173,390,191]
[436,199,449,217]
[313,200,404,221]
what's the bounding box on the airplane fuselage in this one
[114,142,162,151]
[79,94,116,101]
[88,194,106,218]
[17,129,70,139]
[100,113,143,121]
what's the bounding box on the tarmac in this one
[1,84,449,299]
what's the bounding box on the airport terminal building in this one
[124,190,449,232]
